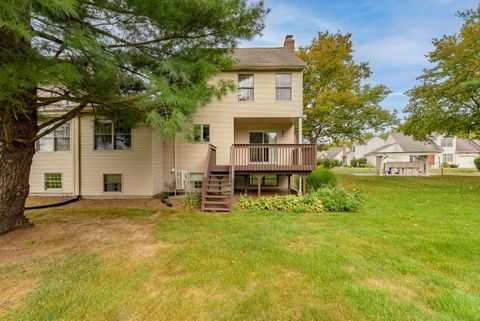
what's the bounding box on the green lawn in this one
[332,166,480,176]
[1,176,480,320]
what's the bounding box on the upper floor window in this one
[94,120,131,150]
[238,74,254,101]
[192,124,210,143]
[37,123,70,152]
[276,73,291,101]
[440,138,453,148]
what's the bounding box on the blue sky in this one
[242,0,478,118]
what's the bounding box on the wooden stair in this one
[201,145,234,212]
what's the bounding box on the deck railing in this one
[231,144,316,172]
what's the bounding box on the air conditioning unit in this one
[175,170,189,190]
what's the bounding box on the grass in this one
[332,166,480,176]
[1,176,480,320]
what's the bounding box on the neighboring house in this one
[366,132,443,175]
[29,35,317,211]
[431,136,480,168]
[347,136,386,166]
[319,146,350,165]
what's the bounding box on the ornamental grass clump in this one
[306,168,338,190]
[182,192,202,209]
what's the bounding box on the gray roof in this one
[390,132,443,153]
[231,48,306,69]
[324,147,343,159]
[365,143,397,156]
[456,139,480,153]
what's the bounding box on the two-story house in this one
[29,35,316,211]
[431,136,480,168]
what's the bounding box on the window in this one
[238,74,254,101]
[442,154,453,163]
[249,174,278,187]
[409,155,418,162]
[276,73,291,101]
[44,173,62,190]
[190,173,203,189]
[95,120,131,150]
[192,124,210,143]
[37,123,70,152]
[440,138,453,148]
[103,174,122,192]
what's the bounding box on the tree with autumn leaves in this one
[403,6,480,140]
[297,31,397,148]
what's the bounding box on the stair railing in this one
[201,144,217,211]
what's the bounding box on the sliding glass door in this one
[249,132,277,163]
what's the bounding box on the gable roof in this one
[456,139,480,153]
[231,48,306,70]
[324,147,343,159]
[390,132,443,153]
[365,143,397,156]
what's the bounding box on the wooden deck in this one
[201,143,317,212]
[231,144,317,173]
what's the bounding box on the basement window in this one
[45,173,62,190]
[104,174,122,192]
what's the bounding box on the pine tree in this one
[0,0,267,234]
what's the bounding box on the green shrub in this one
[449,163,459,168]
[322,158,334,169]
[442,162,451,168]
[333,159,342,167]
[474,156,480,171]
[182,192,201,209]
[350,159,357,167]
[306,168,338,190]
[358,157,367,166]
[312,187,364,212]
[235,194,324,213]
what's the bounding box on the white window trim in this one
[275,73,292,101]
[94,119,133,151]
[238,73,255,102]
[37,123,71,153]
[192,124,210,144]
[102,173,124,194]
[44,172,63,191]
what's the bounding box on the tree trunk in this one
[0,110,38,235]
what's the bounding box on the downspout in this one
[77,116,82,196]
[174,134,177,195]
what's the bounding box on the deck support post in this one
[243,175,249,195]
[255,174,264,197]
[287,174,292,195]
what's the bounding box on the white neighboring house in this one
[431,136,480,168]
[319,146,350,165]
[347,136,386,166]
[366,132,443,175]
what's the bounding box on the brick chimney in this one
[283,35,294,52]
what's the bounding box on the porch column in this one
[298,117,303,195]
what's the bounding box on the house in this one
[29,35,316,211]
[347,136,386,166]
[366,132,443,175]
[431,136,480,168]
[319,146,350,165]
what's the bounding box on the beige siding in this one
[176,70,303,171]
[162,141,175,191]
[79,115,153,197]
[151,130,164,195]
[29,120,75,196]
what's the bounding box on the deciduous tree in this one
[0,0,267,234]
[297,31,397,149]
[403,6,480,140]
